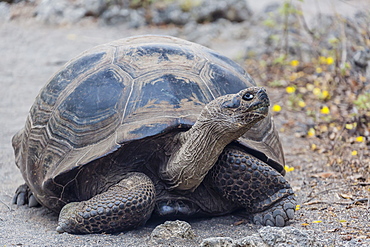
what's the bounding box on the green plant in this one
[180,0,202,12]
[354,92,370,111]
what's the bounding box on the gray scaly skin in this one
[56,173,155,234]
[211,146,295,226]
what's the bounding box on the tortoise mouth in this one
[249,101,270,116]
[232,102,269,125]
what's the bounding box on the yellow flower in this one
[320,106,330,114]
[316,67,323,73]
[272,104,282,112]
[290,60,300,67]
[326,57,334,65]
[355,136,364,142]
[301,223,310,226]
[345,123,354,130]
[312,220,322,223]
[284,165,295,172]
[339,220,347,223]
[298,100,306,108]
[311,143,317,150]
[307,128,315,137]
[295,205,301,211]
[321,90,330,99]
[351,150,358,156]
[286,86,296,94]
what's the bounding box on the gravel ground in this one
[1,1,369,246]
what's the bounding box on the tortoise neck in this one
[160,120,246,192]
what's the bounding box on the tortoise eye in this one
[242,92,254,101]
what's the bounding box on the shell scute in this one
[114,44,204,79]
[42,52,106,108]
[55,68,126,148]
[128,44,195,62]
[137,73,208,109]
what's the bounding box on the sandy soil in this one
[1,1,369,246]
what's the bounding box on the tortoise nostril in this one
[258,90,269,102]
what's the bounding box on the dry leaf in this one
[233,220,246,226]
[339,193,353,199]
[342,236,352,241]
[303,200,322,206]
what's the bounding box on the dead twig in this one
[303,183,369,205]
[303,198,369,206]
[357,182,370,186]
[0,199,12,211]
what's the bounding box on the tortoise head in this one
[162,87,270,192]
[198,87,270,135]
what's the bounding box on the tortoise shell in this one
[13,35,285,209]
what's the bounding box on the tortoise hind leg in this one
[211,146,296,227]
[56,172,156,234]
[12,183,40,207]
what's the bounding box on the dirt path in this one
[1,1,369,246]
[0,20,260,246]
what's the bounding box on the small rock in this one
[127,8,146,28]
[36,0,86,25]
[150,220,196,240]
[191,0,251,23]
[352,49,370,81]
[100,4,146,27]
[151,3,190,26]
[82,0,107,17]
[200,237,235,247]
[235,226,323,247]
[236,234,268,247]
[100,5,130,26]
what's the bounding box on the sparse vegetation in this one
[246,3,370,232]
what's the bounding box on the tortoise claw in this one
[13,184,29,206]
[252,195,296,227]
[28,194,39,207]
[56,225,66,234]
[13,183,40,207]
[16,192,27,206]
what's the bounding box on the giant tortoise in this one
[12,35,296,234]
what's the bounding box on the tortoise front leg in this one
[210,146,296,227]
[56,172,155,234]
